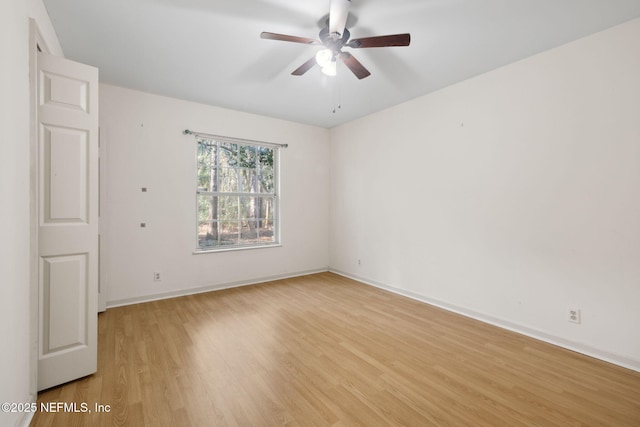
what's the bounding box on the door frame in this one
[28,18,49,400]
[98,126,108,312]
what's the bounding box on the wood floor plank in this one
[31,272,640,426]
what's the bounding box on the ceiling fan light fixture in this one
[315,48,334,68]
[321,61,337,76]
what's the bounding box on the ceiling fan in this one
[260,0,410,80]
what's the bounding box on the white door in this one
[37,53,99,391]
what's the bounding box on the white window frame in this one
[194,135,281,253]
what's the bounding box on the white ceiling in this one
[43,0,640,128]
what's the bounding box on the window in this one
[196,136,279,251]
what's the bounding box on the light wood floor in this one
[32,272,640,426]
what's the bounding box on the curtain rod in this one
[183,129,288,148]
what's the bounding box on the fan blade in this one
[339,52,370,79]
[260,32,321,45]
[347,33,411,48]
[292,57,317,76]
[329,0,351,39]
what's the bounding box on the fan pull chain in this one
[332,76,342,114]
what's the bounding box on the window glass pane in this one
[218,196,238,219]
[240,197,274,221]
[258,220,275,243]
[238,169,256,193]
[219,167,238,193]
[258,167,274,193]
[197,143,213,192]
[218,221,238,245]
[197,142,212,166]
[198,221,217,247]
[197,194,215,223]
[258,197,274,222]
[239,220,257,244]
[257,147,274,167]
[220,143,238,167]
[197,168,211,192]
[238,145,256,168]
[238,196,252,220]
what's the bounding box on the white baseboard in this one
[330,269,640,373]
[106,268,329,309]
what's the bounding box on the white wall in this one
[329,18,640,370]
[100,84,330,305]
[1,1,62,426]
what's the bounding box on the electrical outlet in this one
[568,308,581,324]
[357,259,361,266]
[154,272,161,282]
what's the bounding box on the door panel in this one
[41,255,87,352]
[37,53,98,391]
[41,71,89,112]
[42,125,88,222]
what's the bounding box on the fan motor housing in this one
[319,27,351,51]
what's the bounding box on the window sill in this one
[192,243,282,255]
